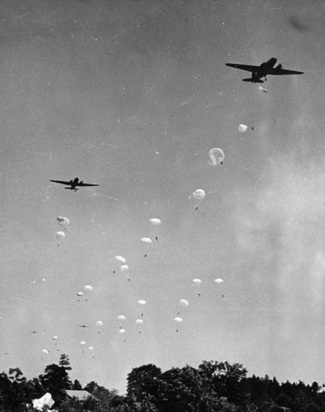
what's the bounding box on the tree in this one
[127,364,162,403]
[40,359,72,405]
[72,379,82,390]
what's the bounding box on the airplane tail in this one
[242,78,264,83]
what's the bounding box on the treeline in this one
[0,355,325,411]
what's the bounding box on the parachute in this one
[55,231,66,245]
[117,314,126,321]
[191,189,205,200]
[119,328,126,334]
[96,320,103,327]
[192,278,202,285]
[208,148,225,166]
[42,349,49,354]
[120,265,129,272]
[32,393,54,411]
[149,218,161,225]
[80,341,86,345]
[214,278,224,284]
[179,299,189,307]
[258,85,267,93]
[57,216,70,228]
[52,336,58,340]
[115,256,126,263]
[174,317,183,323]
[84,285,93,291]
[141,237,153,244]
[137,299,147,305]
[135,319,144,324]
[88,346,94,351]
[238,124,248,133]
[77,291,84,297]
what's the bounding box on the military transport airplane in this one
[50,177,99,191]
[225,57,303,83]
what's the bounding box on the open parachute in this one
[208,148,225,166]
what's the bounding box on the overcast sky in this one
[1,0,325,394]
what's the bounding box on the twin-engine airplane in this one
[225,57,303,83]
[50,177,99,191]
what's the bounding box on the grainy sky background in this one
[0,0,324,394]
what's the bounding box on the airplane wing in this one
[77,182,99,187]
[225,63,260,73]
[50,179,71,185]
[269,68,304,75]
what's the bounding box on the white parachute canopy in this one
[77,291,84,297]
[96,320,103,327]
[80,341,86,345]
[119,328,126,334]
[120,265,129,272]
[214,278,224,284]
[192,278,202,285]
[32,393,54,411]
[141,237,153,244]
[55,231,66,243]
[137,299,147,305]
[238,124,248,133]
[191,189,205,200]
[57,216,70,228]
[84,285,93,291]
[179,299,189,307]
[115,256,126,263]
[42,349,49,354]
[174,316,183,323]
[88,346,94,351]
[208,148,225,166]
[149,218,161,225]
[117,314,126,321]
[52,335,58,340]
[135,319,144,324]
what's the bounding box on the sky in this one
[1,0,325,394]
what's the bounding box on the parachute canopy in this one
[135,319,144,324]
[214,278,224,284]
[42,349,49,354]
[88,346,94,351]
[149,218,161,225]
[192,189,205,200]
[192,278,202,285]
[32,392,54,411]
[174,317,183,323]
[118,315,126,321]
[84,285,93,291]
[55,231,66,240]
[119,328,126,334]
[115,256,126,263]
[179,299,189,307]
[238,124,248,133]
[80,341,86,345]
[120,265,129,272]
[57,216,70,228]
[208,148,225,166]
[141,237,153,244]
[52,336,58,340]
[77,291,84,297]
[96,320,103,327]
[137,299,147,305]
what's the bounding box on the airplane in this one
[225,57,303,83]
[50,177,99,192]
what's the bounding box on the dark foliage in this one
[1,356,325,411]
